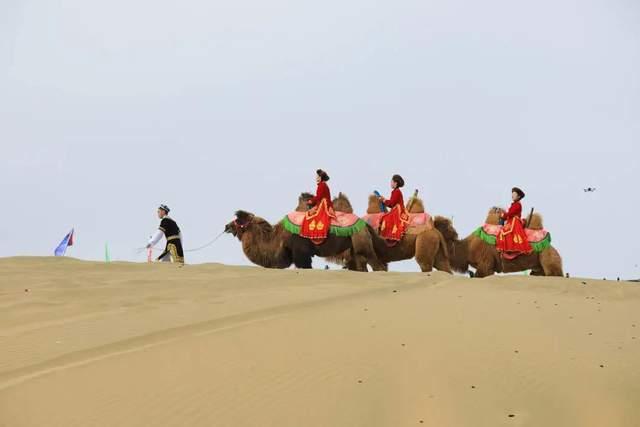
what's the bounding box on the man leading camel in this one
[147,204,184,265]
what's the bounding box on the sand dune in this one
[1,257,639,427]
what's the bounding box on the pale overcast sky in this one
[1,0,638,278]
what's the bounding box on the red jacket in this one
[384,188,405,209]
[503,201,522,221]
[308,182,333,208]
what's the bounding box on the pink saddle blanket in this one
[287,211,361,228]
[482,223,549,243]
[363,212,431,230]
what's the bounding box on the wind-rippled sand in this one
[1,257,639,426]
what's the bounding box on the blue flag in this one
[373,191,387,213]
[54,229,75,257]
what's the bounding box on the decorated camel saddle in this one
[280,192,368,244]
[281,210,367,238]
[362,192,434,248]
[363,212,432,232]
[473,209,552,258]
[474,223,551,251]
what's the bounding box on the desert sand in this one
[1,257,639,427]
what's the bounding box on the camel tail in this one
[437,229,449,259]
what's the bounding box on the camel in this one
[224,193,386,271]
[327,195,452,273]
[433,208,563,278]
[224,211,293,269]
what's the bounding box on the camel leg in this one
[345,257,359,271]
[540,247,563,276]
[474,259,495,278]
[352,254,370,272]
[292,251,313,269]
[351,231,386,272]
[366,257,387,272]
[417,261,433,272]
[433,240,452,274]
[474,268,494,278]
[434,257,452,274]
[433,231,453,274]
[415,233,438,273]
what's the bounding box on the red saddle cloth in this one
[300,199,335,244]
[363,212,431,229]
[379,205,411,243]
[496,217,533,259]
[363,211,431,247]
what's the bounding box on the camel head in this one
[433,216,459,242]
[486,207,504,225]
[296,193,314,212]
[333,192,353,213]
[225,210,274,240]
[224,210,254,238]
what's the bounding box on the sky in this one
[1,0,639,278]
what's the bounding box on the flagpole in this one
[63,229,73,256]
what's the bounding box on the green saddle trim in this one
[281,216,367,237]
[472,227,552,253]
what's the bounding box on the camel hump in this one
[525,212,544,230]
[333,192,353,213]
[367,194,382,214]
[407,197,425,214]
[296,193,314,212]
[485,207,503,225]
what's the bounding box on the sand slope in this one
[1,257,639,427]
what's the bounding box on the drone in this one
[583,187,597,193]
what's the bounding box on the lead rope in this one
[184,231,226,253]
[136,231,226,256]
